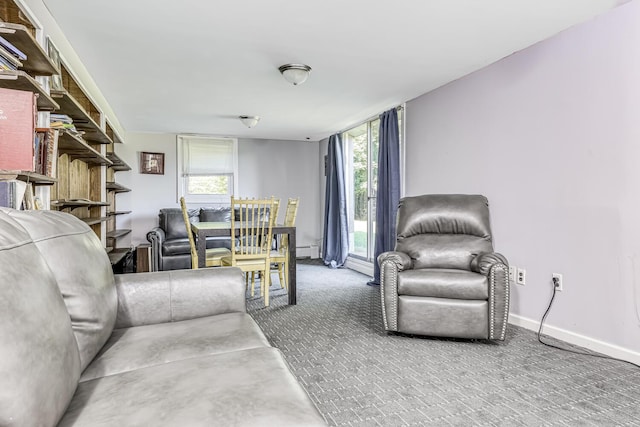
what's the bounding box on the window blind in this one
[182,137,234,175]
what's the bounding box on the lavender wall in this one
[405,1,640,358]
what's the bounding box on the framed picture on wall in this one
[47,38,64,91]
[140,152,165,175]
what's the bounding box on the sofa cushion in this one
[199,206,232,222]
[162,237,191,256]
[7,210,117,371]
[59,348,326,427]
[159,208,197,240]
[0,209,81,427]
[398,268,488,300]
[81,313,270,381]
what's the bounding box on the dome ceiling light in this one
[239,115,260,128]
[278,64,312,86]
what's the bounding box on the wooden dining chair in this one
[270,197,299,290]
[179,197,230,269]
[221,196,276,306]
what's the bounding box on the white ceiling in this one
[41,0,625,141]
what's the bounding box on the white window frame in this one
[176,135,239,205]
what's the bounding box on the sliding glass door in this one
[344,119,379,261]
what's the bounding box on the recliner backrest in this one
[395,194,493,270]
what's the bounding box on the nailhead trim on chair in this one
[380,259,399,331]
[488,263,509,340]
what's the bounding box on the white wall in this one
[405,2,640,358]
[113,134,322,252]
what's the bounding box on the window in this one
[177,135,238,204]
[343,108,403,263]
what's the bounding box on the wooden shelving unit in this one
[0,22,58,76]
[57,130,111,166]
[106,152,131,171]
[106,181,131,193]
[106,136,132,268]
[0,2,59,209]
[108,210,132,215]
[2,0,133,270]
[81,217,109,226]
[51,199,109,209]
[0,70,59,110]
[107,247,131,265]
[51,89,112,145]
[0,170,56,185]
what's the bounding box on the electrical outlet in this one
[552,273,563,291]
[509,266,516,283]
[516,268,526,285]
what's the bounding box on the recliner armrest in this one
[470,252,508,275]
[378,251,413,271]
[114,267,245,329]
[470,252,510,340]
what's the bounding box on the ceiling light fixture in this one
[239,115,260,128]
[278,63,312,86]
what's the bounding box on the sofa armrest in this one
[146,227,165,272]
[114,266,245,329]
[470,252,510,340]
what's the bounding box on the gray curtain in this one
[370,108,400,285]
[322,134,349,268]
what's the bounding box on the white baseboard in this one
[509,314,640,366]
[345,257,374,277]
[296,245,319,259]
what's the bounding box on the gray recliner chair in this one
[378,194,510,340]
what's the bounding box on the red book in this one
[0,87,35,171]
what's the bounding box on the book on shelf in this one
[0,87,36,171]
[0,47,21,70]
[22,182,36,209]
[50,114,83,138]
[34,128,59,178]
[0,35,27,61]
[0,179,27,209]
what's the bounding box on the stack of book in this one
[0,35,26,71]
[0,179,27,208]
[50,113,83,137]
[33,128,59,178]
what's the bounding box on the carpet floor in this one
[247,260,640,427]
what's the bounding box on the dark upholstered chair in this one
[378,194,510,340]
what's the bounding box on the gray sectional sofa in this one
[0,208,325,426]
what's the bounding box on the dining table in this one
[190,222,297,305]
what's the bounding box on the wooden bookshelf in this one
[0,70,59,110]
[51,199,109,209]
[108,210,132,216]
[0,22,58,76]
[51,90,112,144]
[106,152,131,171]
[1,1,132,263]
[81,216,109,226]
[106,181,131,193]
[57,130,112,166]
[0,170,56,185]
[106,142,132,266]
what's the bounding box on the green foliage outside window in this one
[188,176,229,195]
